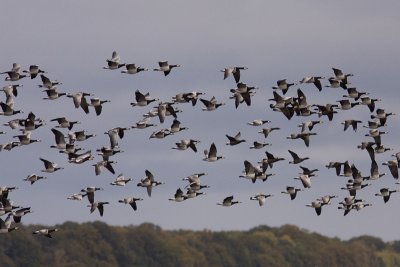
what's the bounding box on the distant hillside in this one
[1,222,400,267]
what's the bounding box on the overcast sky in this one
[1,1,400,241]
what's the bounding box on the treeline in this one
[1,222,400,267]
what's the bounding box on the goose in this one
[249,141,270,149]
[51,117,80,130]
[3,118,23,129]
[281,186,302,200]
[33,228,58,238]
[50,128,68,150]
[306,201,324,216]
[12,207,32,223]
[221,66,247,83]
[186,189,206,199]
[42,87,66,100]
[299,76,325,91]
[239,160,264,183]
[66,92,92,113]
[172,91,204,106]
[0,102,23,116]
[186,182,210,192]
[93,160,116,176]
[169,119,188,133]
[68,150,94,164]
[169,188,187,202]
[203,143,224,162]
[38,74,61,89]
[13,131,41,145]
[374,145,392,154]
[343,87,368,101]
[67,193,87,201]
[105,127,129,149]
[258,151,285,172]
[336,99,359,110]
[337,161,353,177]
[172,139,199,152]
[313,104,338,121]
[226,132,246,146]
[8,63,22,73]
[250,193,273,207]
[382,160,399,179]
[88,201,109,216]
[375,188,398,203]
[0,141,21,151]
[156,102,179,123]
[298,120,322,133]
[131,90,158,107]
[217,196,241,207]
[200,96,225,111]
[0,214,18,233]
[332,67,353,80]
[121,63,148,74]
[318,195,338,206]
[182,173,208,184]
[103,51,125,70]
[364,160,386,180]
[1,200,20,215]
[231,90,252,108]
[81,187,103,204]
[352,202,372,211]
[365,129,388,147]
[24,174,46,185]
[286,132,316,147]
[21,117,45,131]
[137,169,164,197]
[371,108,395,126]
[299,166,318,177]
[118,197,143,211]
[0,186,18,201]
[2,84,21,98]
[90,98,110,116]
[153,61,181,76]
[1,71,27,81]
[294,174,311,189]
[342,119,362,132]
[40,158,63,173]
[360,96,380,112]
[324,77,347,89]
[269,91,293,109]
[110,174,132,186]
[69,130,96,143]
[247,119,271,126]
[23,64,46,79]
[272,79,296,95]
[131,118,156,129]
[392,152,400,168]
[341,181,371,197]
[288,150,309,164]
[258,127,280,138]
[149,129,172,139]
[232,82,257,94]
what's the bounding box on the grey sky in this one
[1,1,400,241]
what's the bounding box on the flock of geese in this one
[0,50,398,238]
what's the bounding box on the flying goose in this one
[203,143,224,162]
[217,196,241,207]
[3,118,23,129]
[69,130,96,143]
[325,77,347,89]
[50,128,68,150]
[298,120,322,133]
[103,51,125,70]
[93,160,116,176]
[186,189,206,199]
[299,76,325,91]
[13,131,41,145]
[153,61,181,76]
[336,99,359,110]
[24,174,46,185]
[382,160,399,179]
[360,96,380,112]
[90,98,110,116]
[200,96,225,111]
[318,195,338,206]
[342,119,362,132]
[294,174,311,189]
[0,102,23,116]
[131,118,156,129]
[299,166,318,177]
[352,202,372,211]
[226,132,246,146]
[118,197,143,210]
[287,132,317,147]
[66,92,92,113]
[155,102,179,123]
[33,228,58,238]
[247,119,271,126]
[185,182,210,192]
[239,160,264,183]
[249,141,270,149]
[0,141,21,151]
[105,127,129,149]
[325,161,343,176]
[182,172,208,184]
[172,139,199,152]
[88,201,109,216]
[81,187,103,204]
[67,193,87,201]
[258,151,285,172]
[313,104,338,121]
[281,186,302,200]
[288,150,309,164]
[137,169,164,197]
[375,188,398,203]
[12,207,32,223]
[371,108,395,126]
[250,193,273,206]
[40,158,63,173]
[2,84,21,98]
[169,119,188,133]
[68,150,94,164]
[364,160,386,180]
[221,66,247,83]
[169,188,187,202]
[0,214,18,233]
[42,87,66,100]
[258,127,280,138]
[121,63,148,74]
[306,201,324,216]
[1,71,27,81]
[343,87,368,101]
[131,90,158,107]
[38,74,61,89]
[149,129,172,139]
[110,174,132,186]
[172,91,204,106]
[332,67,353,80]
[272,79,296,95]
[23,64,46,79]
[51,117,80,130]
